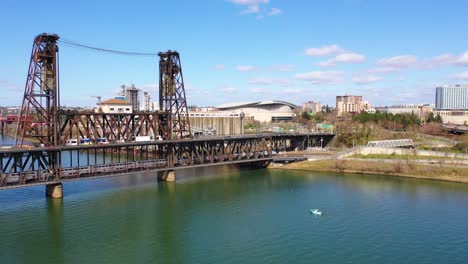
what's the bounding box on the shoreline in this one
[269,159,468,184]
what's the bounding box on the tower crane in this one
[91,96,102,112]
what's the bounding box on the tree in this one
[435,113,443,123]
[301,111,311,120]
[426,112,436,123]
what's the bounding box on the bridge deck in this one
[0,133,335,189]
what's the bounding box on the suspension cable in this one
[58,38,158,57]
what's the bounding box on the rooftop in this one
[101,99,131,105]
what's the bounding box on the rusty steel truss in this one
[0,133,335,188]
[15,35,193,146]
[59,111,169,144]
[159,50,191,139]
[15,33,61,146]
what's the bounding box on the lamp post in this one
[320,137,323,149]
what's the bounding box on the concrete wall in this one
[189,116,245,135]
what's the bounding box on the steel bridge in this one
[2,33,335,196]
[0,133,334,189]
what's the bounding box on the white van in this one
[66,139,78,146]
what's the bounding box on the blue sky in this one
[1,0,467,108]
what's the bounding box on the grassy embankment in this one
[271,159,468,183]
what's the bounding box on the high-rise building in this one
[336,95,371,116]
[435,84,468,110]
[122,84,140,112]
[301,101,322,113]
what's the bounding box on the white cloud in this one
[305,44,344,57]
[352,75,383,85]
[230,0,269,4]
[431,54,456,65]
[295,71,344,84]
[236,65,256,72]
[241,5,260,14]
[249,77,291,86]
[229,0,280,16]
[452,71,468,80]
[273,64,294,71]
[368,67,400,73]
[377,55,418,68]
[319,52,366,67]
[268,8,282,16]
[214,64,225,70]
[417,54,456,69]
[455,51,468,66]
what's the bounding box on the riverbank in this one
[1,126,39,144]
[269,159,468,184]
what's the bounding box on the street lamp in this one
[320,137,323,149]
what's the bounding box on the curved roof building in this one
[217,100,297,123]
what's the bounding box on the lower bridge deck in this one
[0,133,334,189]
[0,157,273,190]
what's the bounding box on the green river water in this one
[0,164,467,263]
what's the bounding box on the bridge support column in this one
[46,183,63,198]
[158,170,176,182]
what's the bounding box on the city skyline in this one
[1,0,467,107]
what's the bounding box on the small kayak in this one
[310,209,323,215]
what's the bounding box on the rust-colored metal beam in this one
[158,50,191,139]
[16,33,60,146]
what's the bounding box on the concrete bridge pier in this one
[158,170,176,182]
[46,182,63,198]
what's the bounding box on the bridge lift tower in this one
[15,33,60,147]
[15,34,192,146]
[159,51,191,139]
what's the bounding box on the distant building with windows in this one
[434,85,468,124]
[99,99,132,114]
[435,84,468,110]
[336,95,371,116]
[375,104,433,120]
[301,101,322,113]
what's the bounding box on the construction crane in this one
[91,96,102,112]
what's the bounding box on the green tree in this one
[426,112,435,123]
[435,113,443,123]
[301,111,311,120]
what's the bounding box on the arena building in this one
[216,100,297,123]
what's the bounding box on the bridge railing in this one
[0,133,335,188]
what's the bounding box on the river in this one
[0,166,467,263]
[0,135,468,263]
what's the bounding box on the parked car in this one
[79,138,92,145]
[65,139,78,146]
[97,138,109,145]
